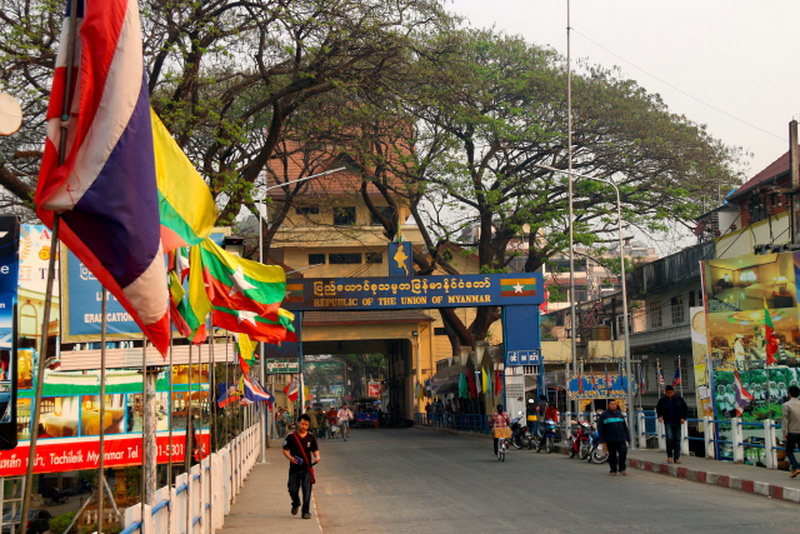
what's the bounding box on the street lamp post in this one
[256,167,345,462]
[536,164,634,444]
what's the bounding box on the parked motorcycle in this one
[586,427,609,464]
[510,413,533,450]
[565,420,593,460]
[536,419,558,454]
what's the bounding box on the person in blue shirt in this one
[597,399,630,476]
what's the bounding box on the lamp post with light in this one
[255,167,345,462]
[535,164,634,443]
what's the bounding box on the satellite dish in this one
[0,93,23,135]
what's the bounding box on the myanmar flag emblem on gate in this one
[500,277,537,297]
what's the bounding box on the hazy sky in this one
[447,0,799,181]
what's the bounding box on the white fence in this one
[121,422,260,534]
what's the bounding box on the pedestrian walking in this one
[282,414,320,519]
[597,399,630,476]
[305,405,320,437]
[656,385,688,464]
[781,384,800,478]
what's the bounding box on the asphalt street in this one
[309,428,799,534]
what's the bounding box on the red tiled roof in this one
[729,151,789,200]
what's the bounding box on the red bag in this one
[293,433,316,485]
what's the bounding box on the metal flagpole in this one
[98,288,107,532]
[20,0,80,526]
[208,337,215,534]
[184,344,193,531]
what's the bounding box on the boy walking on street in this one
[283,414,320,519]
[656,385,688,463]
[597,399,630,476]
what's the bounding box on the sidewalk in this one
[419,425,800,504]
[216,439,321,534]
[626,447,800,504]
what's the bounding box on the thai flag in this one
[241,375,275,407]
[35,0,169,356]
[733,369,754,417]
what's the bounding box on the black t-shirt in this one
[283,431,319,473]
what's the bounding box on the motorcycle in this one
[587,428,609,464]
[565,420,593,460]
[510,413,533,450]
[536,419,558,454]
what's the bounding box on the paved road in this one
[311,428,799,533]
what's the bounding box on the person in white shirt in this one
[337,404,353,440]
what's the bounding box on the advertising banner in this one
[0,216,19,449]
[0,432,210,476]
[702,252,800,461]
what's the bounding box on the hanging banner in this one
[0,215,19,450]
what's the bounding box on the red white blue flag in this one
[35,0,170,355]
[240,375,275,407]
[733,369,754,417]
[672,367,681,386]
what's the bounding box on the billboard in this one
[0,216,19,449]
[702,252,800,461]
[2,362,211,475]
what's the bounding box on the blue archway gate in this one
[280,272,544,421]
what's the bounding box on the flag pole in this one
[98,288,107,532]
[20,214,59,534]
[20,0,80,526]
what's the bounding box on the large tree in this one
[0,0,450,222]
[325,28,745,351]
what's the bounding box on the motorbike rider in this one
[489,404,511,458]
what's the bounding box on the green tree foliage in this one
[0,0,449,223]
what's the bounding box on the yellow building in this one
[264,165,504,420]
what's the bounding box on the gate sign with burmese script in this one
[283,273,543,311]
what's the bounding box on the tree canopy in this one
[1,2,744,350]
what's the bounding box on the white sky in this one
[447,0,799,181]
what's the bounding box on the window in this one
[333,206,356,226]
[688,290,696,307]
[370,206,396,226]
[329,253,361,264]
[296,206,320,215]
[308,254,325,265]
[434,327,447,336]
[671,295,685,324]
[649,301,662,328]
[365,252,383,264]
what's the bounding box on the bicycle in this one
[494,427,512,462]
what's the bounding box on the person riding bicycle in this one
[337,403,354,439]
[489,404,511,458]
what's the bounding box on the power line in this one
[571,28,787,143]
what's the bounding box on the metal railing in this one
[120,422,260,533]
[416,410,791,470]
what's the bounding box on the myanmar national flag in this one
[500,277,537,297]
[211,305,296,344]
[152,109,217,252]
[764,298,778,366]
[285,282,304,303]
[199,238,286,316]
